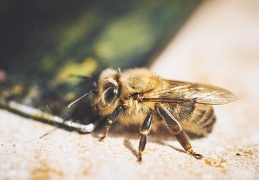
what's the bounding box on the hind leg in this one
[155,103,203,159]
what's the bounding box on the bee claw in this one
[98,136,105,142]
[137,159,142,163]
[194,153,203,159]
[190,151,203,159]
[137,152,143,163]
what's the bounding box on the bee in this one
[68,68,236,162]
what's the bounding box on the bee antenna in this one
[67,90,96,108]
[69,74,91,79]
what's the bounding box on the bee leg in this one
[98,105,122,142]
[138,112,153,163]
[155,103,203,159]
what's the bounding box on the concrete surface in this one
[1,0,259,179]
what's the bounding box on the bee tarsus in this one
[98,105,122,142]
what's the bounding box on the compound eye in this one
[99,87,119,108]
[105,87,118,103]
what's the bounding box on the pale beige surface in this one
[1,0,259,179]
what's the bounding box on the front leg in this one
[98,105,122,142]
[155,103,203,159]
[138,112,153,162]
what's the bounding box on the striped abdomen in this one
[168,103,216,136]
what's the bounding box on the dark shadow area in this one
[0,0,202,127]
[123,138,188,160]
[154,140,186,154]
[123,139,138,159]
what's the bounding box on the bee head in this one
[97,68,120,112]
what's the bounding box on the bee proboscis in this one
[69,68,236,162]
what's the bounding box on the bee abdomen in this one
[169,103,216,135]
[196,105,216,133]
[179,104,216,135]
[200,111,216,133]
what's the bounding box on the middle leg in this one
[138,112,153,162]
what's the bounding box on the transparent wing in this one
[143,80,237,105]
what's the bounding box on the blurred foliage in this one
[0,0,201,125]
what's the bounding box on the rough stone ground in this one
[1,0,259,179]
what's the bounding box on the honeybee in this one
[68,68,236,162]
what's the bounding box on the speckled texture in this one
[1,0,259,179]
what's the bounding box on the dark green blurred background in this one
[0,0,201,124]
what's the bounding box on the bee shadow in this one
[154,140,186,154]
[123,138,187,160]
[123,139,138,158]
[91,123,204,159]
